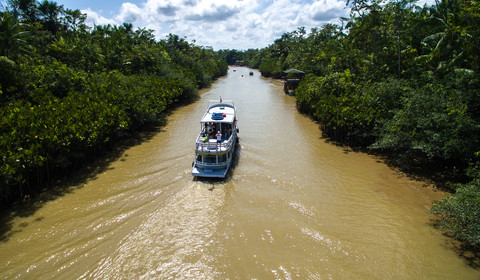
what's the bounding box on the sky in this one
[54,0,433,50]
[52,0,350,50]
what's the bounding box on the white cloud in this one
[82,0,350,50]
[309,0,346,22]
[83,8,117,26]
[185,4,238,22]
[116,2,144,23]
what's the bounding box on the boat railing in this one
[194,160,230,168]
[195,133,235,153]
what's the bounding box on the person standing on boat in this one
[207,122,214,136]
[216,131,222,144]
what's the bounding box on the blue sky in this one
[57,0,143,16]
[52,0,432,50]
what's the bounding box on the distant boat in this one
[192,99,238,178]
[249,71,253,76]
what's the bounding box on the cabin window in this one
[204,155,216,164]
[218,154,226,162]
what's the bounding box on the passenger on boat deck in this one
[216,131,222,143]
[207,122,214,135]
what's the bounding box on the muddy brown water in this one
[1,67,479,279]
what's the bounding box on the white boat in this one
[192,99,238,178]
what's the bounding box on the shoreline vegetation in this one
[218,0,480,254]
[0,2,227,206]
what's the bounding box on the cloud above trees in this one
[82,0,349,50]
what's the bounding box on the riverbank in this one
[0,70,226,208]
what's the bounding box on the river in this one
[1,67,479,279]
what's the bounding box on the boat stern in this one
[192,164,229,178]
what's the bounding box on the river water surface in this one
[1,67,479,279]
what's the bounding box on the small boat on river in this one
[192,99,238,178]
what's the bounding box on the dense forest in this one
[220,0,480,251]
[0,1,227,205]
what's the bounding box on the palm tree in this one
[63,8,87,32]
[0,10,32,59]
[38,0,63,34]
[418,0,473,73]
[8,0,38,23]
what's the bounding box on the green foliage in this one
[258,57,284,78]
[296,71,378,144]
[373,75,479,165]
[0,2,227,205]
[431,178,480,248]
[369,72,480,168]
[217,48,263,68]
[0,56,20,101]
[0,62,199,202]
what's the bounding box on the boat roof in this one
[284,68,305,74]
[200,100,236,123]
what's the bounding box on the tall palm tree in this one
[63,8,87,32]
[38,0,63,34]
[0,11,32,59]
[419,0,472,73]
[8,0,38,23]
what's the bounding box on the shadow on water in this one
[0,126,165,244]
[320,132,465,190]
[442,239,480,269]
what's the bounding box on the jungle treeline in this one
[220,0,480,250]
[0,1,227,206]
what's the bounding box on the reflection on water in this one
[0,67,478,279]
